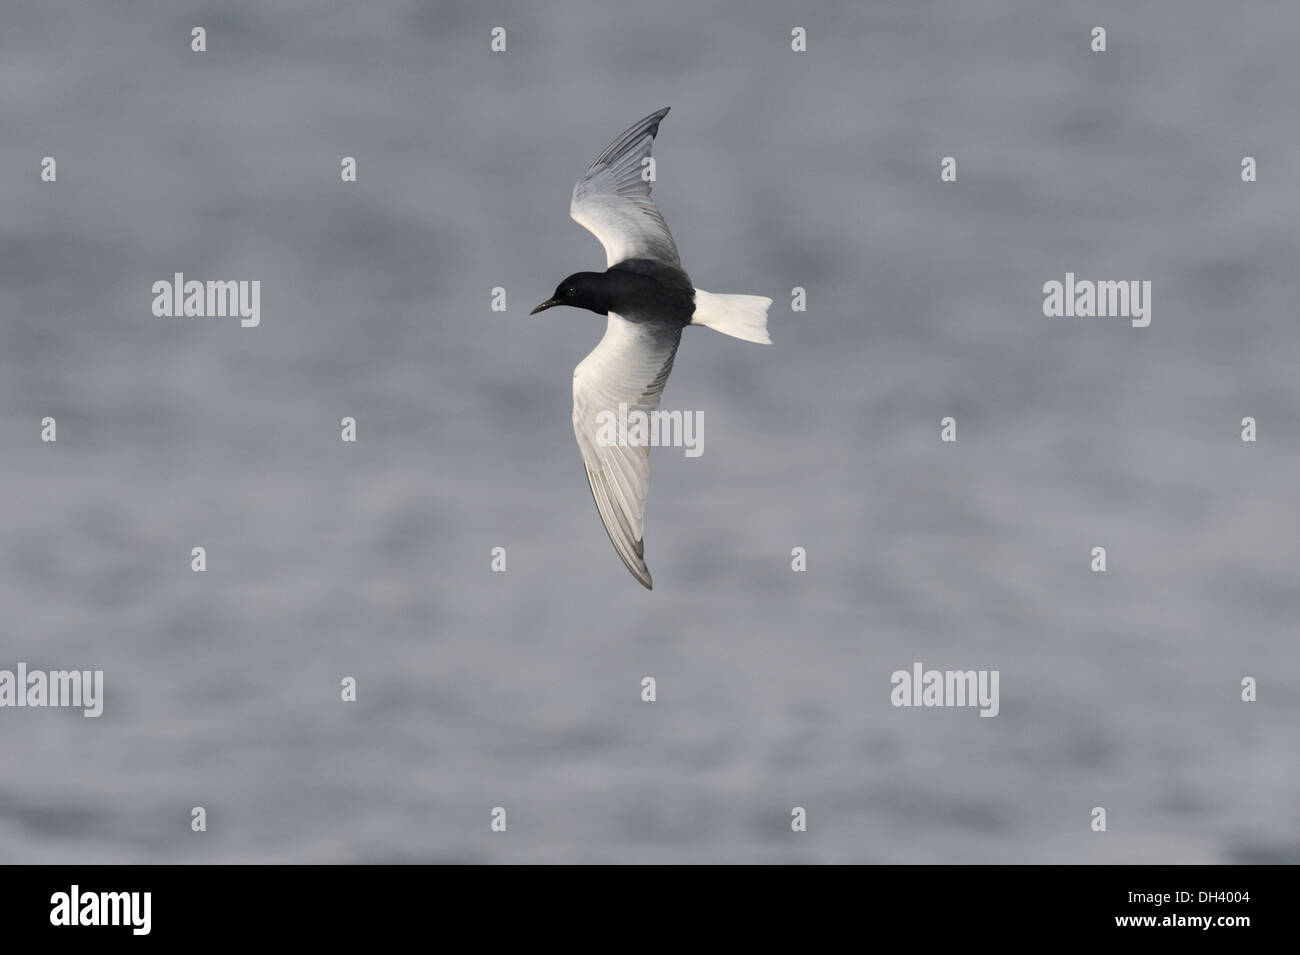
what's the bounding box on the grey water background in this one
[1,0,1297,864]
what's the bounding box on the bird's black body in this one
[534,258,695,326]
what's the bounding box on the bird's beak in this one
[530,298,559,315]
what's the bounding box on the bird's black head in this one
[530,272,610,316]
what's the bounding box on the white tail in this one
[690,289,772,344]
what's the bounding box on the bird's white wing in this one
[572,312,682,589]
[570,107,680,268]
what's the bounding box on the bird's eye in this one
[566,287,575,296]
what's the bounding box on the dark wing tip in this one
[586,108,674,173]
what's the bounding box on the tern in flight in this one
[531,108,771,589]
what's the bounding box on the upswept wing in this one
[570,107,680,268]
